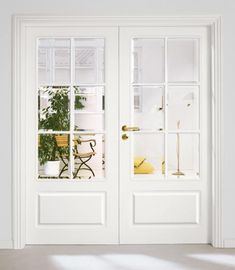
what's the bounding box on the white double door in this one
[26,25,210,244]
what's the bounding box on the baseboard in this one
[223,239,235,248]
[0,240,13,249]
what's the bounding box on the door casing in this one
[12,15,223,248]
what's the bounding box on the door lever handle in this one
[122,125,140,132]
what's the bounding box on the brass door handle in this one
[122,134,129,140]
[122,125,140,132]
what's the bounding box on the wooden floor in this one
[0,245,235,270]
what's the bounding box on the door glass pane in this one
[75,39,104,84]
[37,37,106,181]
[38,39,71,85]
[133,86,164,131]
[168,86,199,130]
[73,134,105,179]
[133,134,164,179]
[74,86,104,132]
[168,39,199,82]
[38,134,70,179]
[132,39,165,83]
[167,134,199,179]
[130,36,201,181]
[38,86,70,131]
[38,46,50,85]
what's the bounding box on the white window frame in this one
[12,15,222,248]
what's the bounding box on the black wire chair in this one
[55,135,96,179]
[73,138,96,179]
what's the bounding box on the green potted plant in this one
[38,134,61,176]
[38,86,85,177]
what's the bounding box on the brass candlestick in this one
[172,120,185,176]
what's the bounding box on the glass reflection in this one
[38,39,71,85]
[75,39,104,84]
[167,86,199,130]
[168,39,199,82]
[133,86,164,131]
[132,38,165,83]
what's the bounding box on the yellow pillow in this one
[134,156,146,168]
[134,162,155,174]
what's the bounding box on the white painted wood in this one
[12,15,28,249]
[24,26,119,244]
[133,192,199,224]
[211,17,223,248]
[39,193,105,224]
[119,26,210,244]
[12,16,222,248]
[12,15,221,27]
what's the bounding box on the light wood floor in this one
[0,245,235,270]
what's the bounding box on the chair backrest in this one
[73,138,96,155]
[55,134,96,155]
[55,135,68,147]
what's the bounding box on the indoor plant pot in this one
[44,160,60,177]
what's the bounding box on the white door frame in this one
[12,15,222,249]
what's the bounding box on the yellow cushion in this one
[134,156,146,168]
[134,162,155,174]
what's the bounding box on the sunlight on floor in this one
[189,254,235,267]
[51,254,180,270]
[1,245,235,270]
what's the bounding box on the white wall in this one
[0,0,235,247]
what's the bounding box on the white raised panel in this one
[133,192,200,225]
[38,192,106,225]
